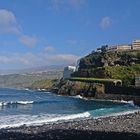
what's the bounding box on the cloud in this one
[100,16,112,29]
[0,52,81,67]
[19,35,39,48]
[48,54,80,64]
[0,9,39,48]
[0,53,39,66]
[44,46,55,53]
[0,9,20,34]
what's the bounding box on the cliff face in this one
[55,79,140,105]
[78,50,140,69]
[57,79,104,97]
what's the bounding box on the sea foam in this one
[0,101,34,106]
[0,112,91,129]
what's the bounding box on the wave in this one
[95,99,137,107]
[72,95,88,100]
[71,96,137,107]
[0,100,65,107]
[17,101,34,105]
[120,100,135,107]
[0,112,91,129]
[94,109,140,119]
[0,101,34,106]
[111,100,136,107]
[74,95,84,99]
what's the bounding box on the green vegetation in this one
[29,79,57,89]
[57,79,105,96]
[103,64,140,86]
[70,77,120,84]
[79,50,140,69]
[0,71,62,88]
[72,49,140,86]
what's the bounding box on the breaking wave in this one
[0,112,91,129]
[0,101,34,106]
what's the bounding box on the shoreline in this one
[0,111,140,140]
[0,109,139,130]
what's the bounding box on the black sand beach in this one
[0,111,140,140]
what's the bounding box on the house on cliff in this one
[132,40,140,50]
[107,44,132,52]
[102,39,140,52]
[63,66,76,79]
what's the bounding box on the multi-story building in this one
[107,44,132,52]
[132,40,140,50]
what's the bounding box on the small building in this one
[63,66,76,79]
[132,39,140,50]
[135,76,140,87]
[96,47,102,52]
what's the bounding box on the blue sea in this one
[0,88,139,129]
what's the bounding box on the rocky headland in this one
[54,79,140,106]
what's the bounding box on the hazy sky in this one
[0,0,140,69]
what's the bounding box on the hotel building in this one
[132,40,140,50]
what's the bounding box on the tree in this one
[101,45,108,54]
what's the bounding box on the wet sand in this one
[0,111,140,140]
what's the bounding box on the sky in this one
[0,0,140,69]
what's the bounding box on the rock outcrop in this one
[57,79,105,97]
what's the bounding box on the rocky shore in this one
[0,111,140,140]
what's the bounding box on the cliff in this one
[73,49,140,86]
[55,79,140,105]
[57,79,105,97]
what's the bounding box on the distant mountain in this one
[0,65,65,75]
[0,65,65,88]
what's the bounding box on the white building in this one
[107,44,131,52]
[132,40,140,50]
[63,66,76,79]
[76,59,80,71]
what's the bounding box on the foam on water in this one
[0,101,34,106]
[17,101,34,105]
[73,95,84,99]
[94,109,140,119]
[120,100,135,107]
[0,112,91,129]
[0,88,139,129]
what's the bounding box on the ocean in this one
[0,88,139,129]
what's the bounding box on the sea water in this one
[0,88,139,128]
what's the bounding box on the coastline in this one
[0,111,140,140]
[0,88,140,139]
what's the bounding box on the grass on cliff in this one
[30,79,57,89]
[103,64,140,86]
[73,64,140,86]
[69,77,120,85]
[79,49,140,69]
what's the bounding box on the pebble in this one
[0,112,140,140]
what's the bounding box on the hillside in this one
[73,49,140,86]
[0,71,62,88]
[0,65,64,75]
[28,79,58,90]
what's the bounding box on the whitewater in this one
[0,88,139,129]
